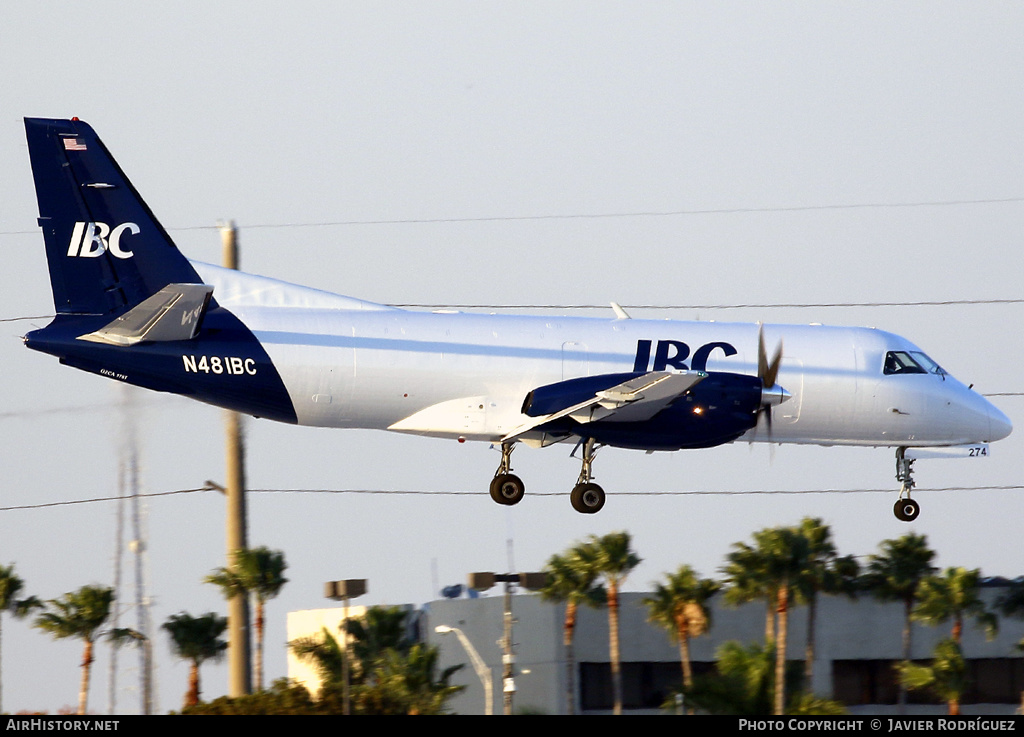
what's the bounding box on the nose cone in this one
[986,401,1013,442]
[940,384,1013,445]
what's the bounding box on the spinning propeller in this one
[755,325,790,438]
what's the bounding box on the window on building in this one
[579,661,715,711]
[833,659,1024,705]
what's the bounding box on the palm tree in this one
[794,518,859,687]
[291,606,415,691]
[643,565,720,709]
[725,524,810,715]
[33,585,141,714]
[541,545,604,714]
[723,538,779,643]
[344,605,414,674]
[896,638,969,715]
[206,546,288,691]
[683,640,776,716]
[586,531,641,715]
[682,640,846,716]
[290,607,463,714]
[913,567,998,646]
[909,566,998,716]
[996,578,1024,713]
[859,532,936,710]
[0,564,41,714]
[290,626,345,690]
[163,611,228,709]
[352,642,463,715]
[762,526,810,716]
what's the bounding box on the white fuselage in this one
[195,263,1011,450]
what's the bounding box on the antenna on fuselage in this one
[610,302,631,319]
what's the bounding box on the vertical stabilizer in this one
[24,118,202,315]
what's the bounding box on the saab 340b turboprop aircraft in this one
[22,118,1012,519]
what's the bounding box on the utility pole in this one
[221,221,251,696]
[501,577,514,715]
[468,570,547,716]
[325,580,367,716]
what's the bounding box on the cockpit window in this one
[884,351,946,376]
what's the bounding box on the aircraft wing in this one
[503,371,706,442]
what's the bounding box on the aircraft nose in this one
[986,401,1013,441]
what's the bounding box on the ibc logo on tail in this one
[67,222,139,259]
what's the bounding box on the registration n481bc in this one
[182,355,256,376]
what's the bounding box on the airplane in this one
[21,117,1013,519]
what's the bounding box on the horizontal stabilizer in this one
[79,283,213,346]
[504,371,706,441]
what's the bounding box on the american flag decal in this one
[62,136,87,151]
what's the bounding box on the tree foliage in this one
[288,606,463,715]
[584,531,641,715]
[542,542,605,714]
[162,611,228,709]
[644,564,720,702]
[181,678,321,715]
[205,546,288,691]
[0,563,41,713]
[680,640,845,715]
[723,524,812,715]
[859,532,937,707]
[913,567,998,644]
[33,585,142,715]
[896,638,969,715]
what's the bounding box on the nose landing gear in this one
[893,447,920,522]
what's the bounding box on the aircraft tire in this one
[490,474,525,505]
[893,498,920,522]
[571,483,605,514]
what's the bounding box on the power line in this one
[1,486,211,511]
[2,195,1023,237]
[3,483,1023,512]
[178,196,1024,230]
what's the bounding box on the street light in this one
[325,579,367,715]
[469,571,547,715]
[435,625,493,716]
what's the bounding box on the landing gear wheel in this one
[893,497,920,522]
[571,483,606,514]
[490,474,525,506]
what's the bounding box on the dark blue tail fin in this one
[25,118,202,316]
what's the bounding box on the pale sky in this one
[1,2,1022,715]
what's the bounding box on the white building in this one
[422,585,1024,715]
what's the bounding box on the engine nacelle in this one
[523,371,764,450]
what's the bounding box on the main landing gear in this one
[490,442,525,506]
[893,447,920,522]
[488,438,607,514]
[570,437,605,514]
